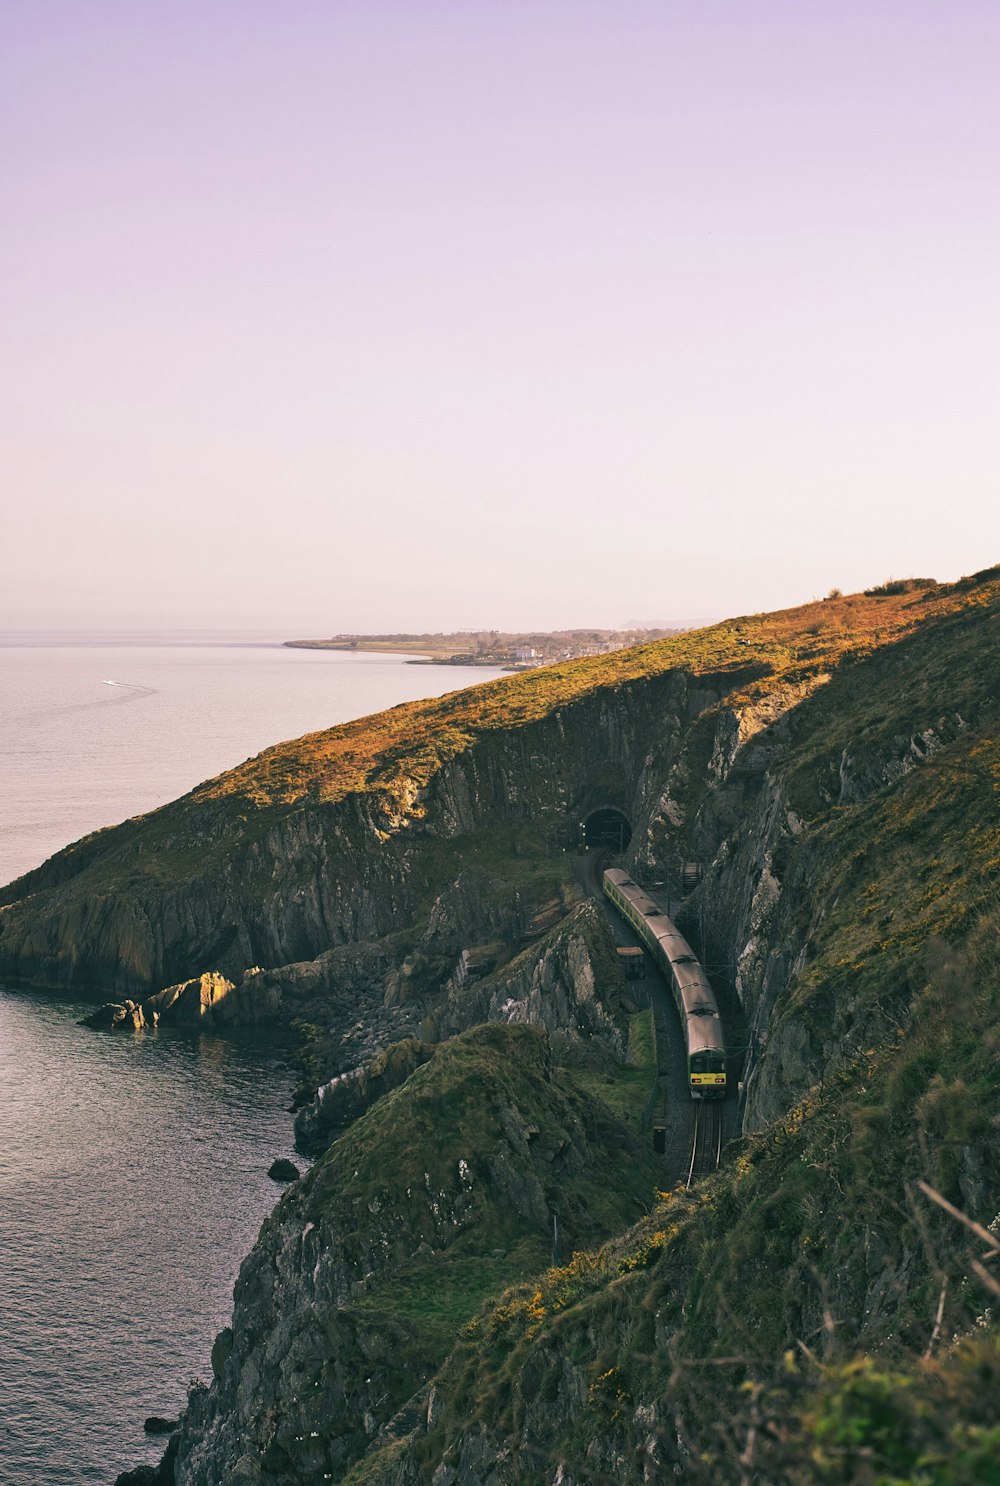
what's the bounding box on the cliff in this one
[295,901,632,1155]
[163,1022,662,1485]
[2,577,984,1016]
[5,570,1000,1483]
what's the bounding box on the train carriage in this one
[603,868,726,1099]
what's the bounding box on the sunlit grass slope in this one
[2,568,997,998]
[196,576,987,811]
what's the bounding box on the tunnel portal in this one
[582,807,633,853]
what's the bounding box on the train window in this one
[692,1053,725,1075]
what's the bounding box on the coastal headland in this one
[3,571,999,1484]
[284,626,683,669]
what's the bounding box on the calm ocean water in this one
[0,993,299,1484]
[0,635,503,1484]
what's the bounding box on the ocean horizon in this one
[0,631,504,889]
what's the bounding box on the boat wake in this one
[101,679,156,698]
[20,680,158,726]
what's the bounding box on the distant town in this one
[284,628,686,669]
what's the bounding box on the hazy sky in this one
[2,2,998,632]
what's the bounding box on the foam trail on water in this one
[101,679,157,697]
[19,680,158,727]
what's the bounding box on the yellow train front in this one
[603,868,727,1100]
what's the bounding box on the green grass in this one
[6,573,998,989]
[335,575,1000,1485]
[344,1239,548,1359]
[268,1021,664,1473]
[391,927,998,1476]
[563,1009,656,1123]
[194,579,965,812]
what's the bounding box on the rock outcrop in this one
[81,999,148,1031]
[144,971,237,1025]
[161,1024,662,1486]
[293,900,631,1156]
[441,898,630,1059]
[294,1038,435,1154]
[266,1159,300,1183]
[80,971,260,1032]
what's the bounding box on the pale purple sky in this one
[2,2,998,632]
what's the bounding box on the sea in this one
[0,633,504,1485]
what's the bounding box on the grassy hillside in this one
[171,1023,664,1484]
[330,576,1000,1483]
[6,572,994,1005]
[81,564,998,1483]
[394,888,999,1481]
[195,578,982,811]
[3,570,993,929]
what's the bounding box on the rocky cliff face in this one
[310,582,1000,1484]
[438,900,630,1055]
[294,900,631,1155]
[313,774,1000,1479]
[8,574,1000,1485]
[0,795,418,994]
[0,657,749,1085]
[161,1023,662,1486]
[676,594,1000,1134]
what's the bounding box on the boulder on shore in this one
[267,1158,300,1183]
[78,968,275,1035]
[80,1000,147,1032]
[144,971,236,1026]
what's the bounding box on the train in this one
[603,867,727,1100]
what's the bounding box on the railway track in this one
[592,854,725,1178]
[686,1101,722,1187]
[640,988,673,1140]
[650,995,672,1078]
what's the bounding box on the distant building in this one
[513,647,537,662]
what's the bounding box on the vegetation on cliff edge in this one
[7,572,996,906]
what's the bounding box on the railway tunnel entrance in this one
[582,807,632,853]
